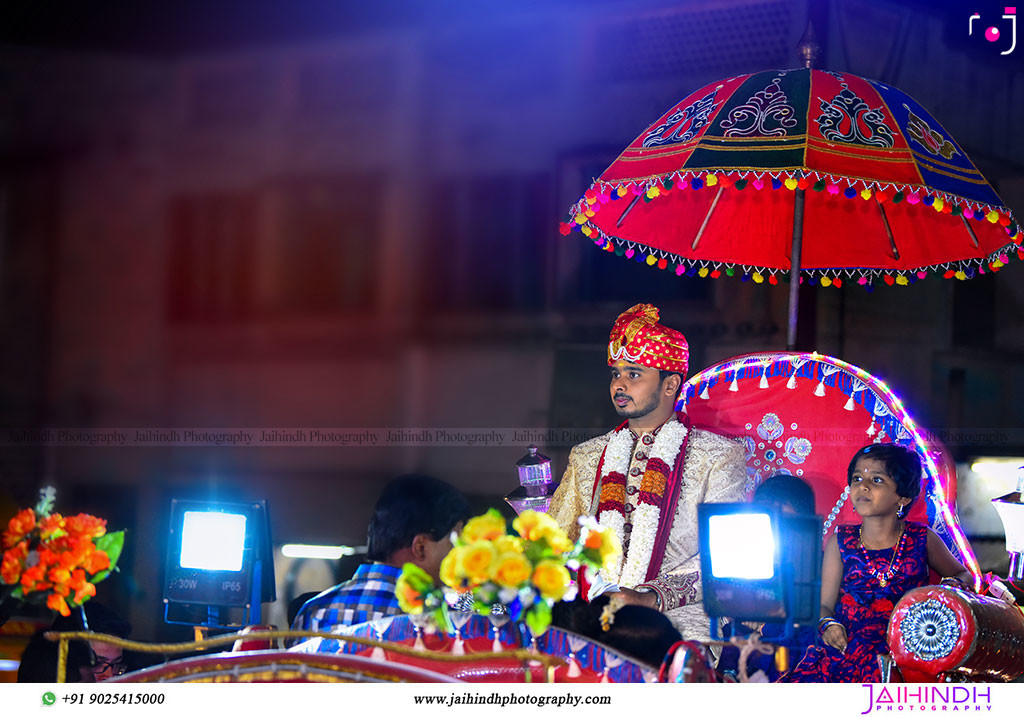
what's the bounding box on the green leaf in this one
[433,605,452,634]
[89,531,125,584]
[398,562,435,592]
[524,600,552,638]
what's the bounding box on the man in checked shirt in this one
[291,474,470,635]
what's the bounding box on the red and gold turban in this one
[607,303,689,376]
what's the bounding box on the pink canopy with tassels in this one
[679,351,980,585]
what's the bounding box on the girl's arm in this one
[819,533,847,652]
[926,529,974,590]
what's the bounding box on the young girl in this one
[779,444,974,683]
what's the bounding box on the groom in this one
[548,303,746,642]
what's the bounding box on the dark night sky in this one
[0,1,411,55]
[0,1,590,56]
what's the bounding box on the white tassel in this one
[866,420,876,436]
[844,395,855,411]
[699,383,709,400]
[759,369,769,389]
[370,645,387,661]
[567,655,582,678]
[729,373,739,392]
[814,381,826,397]
[786,373,798,390]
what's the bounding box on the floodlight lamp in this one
[163,499,275,628]
[698,502,822,640]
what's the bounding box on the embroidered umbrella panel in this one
[679,351,980,583]
[563,69,1019,284]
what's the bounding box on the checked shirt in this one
[291,562,403,634]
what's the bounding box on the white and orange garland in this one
[595,419,688,588]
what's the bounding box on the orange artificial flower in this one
[3,508,35,548]
[81,549,110,576]
[47,593,71,617]
[38,513,66,540]
[68,569,96,604]
[20,564,51,593]
[1,542,28,585]
[64,514,106,540]
[47,566,72,587]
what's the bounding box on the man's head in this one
[366,474,470,581]
[610,362,683,420]
[753,472,817,515]
[607,304,688,425]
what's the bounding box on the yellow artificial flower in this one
[459,541,498,584]
[439,546,465,589]
[492,552,532,589]
[584,526,622,570]
[512,510,560,542]
[532,560,571,601]
[395,573,426,614]
[538,526,572,555]
[461,509,506,543]
[493,535,524,555]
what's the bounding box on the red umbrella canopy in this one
[561,69,1020,287]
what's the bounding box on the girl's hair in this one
[847,444,923,505]
[552,595,681,669]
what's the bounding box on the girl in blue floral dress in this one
[779,444,974,683]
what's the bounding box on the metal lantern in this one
[991,466,1024,580]
[504,445,557,515]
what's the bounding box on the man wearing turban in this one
[548,303,746,643]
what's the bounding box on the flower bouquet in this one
[0,487,124,622]
[395,509,619,637]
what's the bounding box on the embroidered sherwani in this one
[549,419,747,642]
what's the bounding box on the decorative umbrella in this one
[560,66,1020,348]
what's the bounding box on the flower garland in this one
[596,419,688,587]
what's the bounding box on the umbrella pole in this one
[786,188,805,350]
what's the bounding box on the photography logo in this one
[969,7,1017,55]
[860,685,993,713]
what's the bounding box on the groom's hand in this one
[616,587,658,609]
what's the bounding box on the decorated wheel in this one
[887,585,1024,682]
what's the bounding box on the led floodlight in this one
[699,502,821,641]
[163,499,275,628]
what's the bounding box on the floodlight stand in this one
[249,559,264,625]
